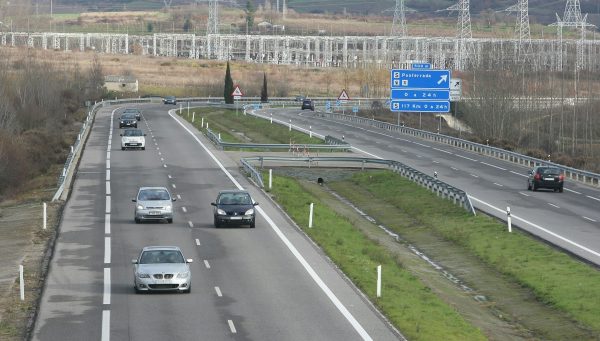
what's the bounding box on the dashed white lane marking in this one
[163,164,167,168]
[493,183,504,187]
[106,152,110,160]
[105,214,111,234]
[203,260,211,269]
[172,184,176,189]
[215,286,223,297]
[101,311,110,341]
[583,216,597,222]
[106,160,110,169]
[106,170,110,181]
[106,182,111,195]
[105,196,111,214]
[481,161,507,171]
[104,237,111,264]
[433,161,440,164]
[455,154,478,162]
[103,268,111,305]
[586,195,600,202]
[401,149,408,153]
[451,167,458,171]
[195,239,201,246]
[158,152,162,156]
[188,221,194,228]
[227,320,237,334]
[548,203,560,209]
[168,175,172,179]
[177,194,181,200]
[510,171,528,178]
[433,147,453,154]
[413,142,429,148]
[565,188,581,194]
[157,147,160,151]
[161,157,165,162]
[519,192,530,197]
[470,174,479,178]
[416,155,422,158]
[182,207,187,213]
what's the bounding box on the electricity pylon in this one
[446,0,472,70]
[207,0,219,35]
[505,0,531,62]
[391,0,407,38]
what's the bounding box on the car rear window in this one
[121,114,135,119]
[540,168,561,176]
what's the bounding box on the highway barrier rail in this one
[241,156,476,215]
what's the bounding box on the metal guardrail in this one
[241,156,476,215]
[320,112,600,187]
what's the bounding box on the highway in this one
[261,108,600,266]
[32,104,400,341]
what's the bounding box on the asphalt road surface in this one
[263,107,600,266]
[32,104,401,341]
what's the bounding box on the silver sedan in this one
[132,246,192,293]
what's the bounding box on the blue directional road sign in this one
[412,63,431,69]
[391,89,450,101]
[352,106,359,113]
[391,69,451,90]
[391,100,450,113]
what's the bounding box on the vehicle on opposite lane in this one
[163,96,177,105]
[132,246,192,293]
[211,190,258,228]
[527,166,564,192]
[133,187,176,223]
[119,113,137,128]
[120,128,146,150]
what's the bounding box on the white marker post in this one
[218,133,221,141]
[19,265,24,301]
[187,102,190,116]
[308,203,314,228]
[201,117,204,128]
[289,119,292,132]
[507,206,512,233]
[376,265,382,298]
[192,112,195,123]
[269,169,273,190]
[270,113,273,124]
[309,126,312,138]
[43,203,47,230]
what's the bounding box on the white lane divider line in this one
[433,147,453,154]
[203,260,211,269]
[416,155,422,158]
[161,157,165,162]
[172,184,176,189]
[106,160,110,169]
[510,171,528,178]
[493,183,504,187]
[103,268,111,305]
[586,195,600,202]
[168,175,172,179]
[106,170,111,181]
[188,221,194,228]
[548,203,560,209]
[480,161,507,171]
[433,161,440,164]
[170,111,374,341]
[451,167,458,171]
[583,216,597,222]
[470,174,479,178]
[195,239,201,246]
[215,286,223,297]
[106,181,111,196]
[157,147,160,151]
[565,188,581,194]
[177,194,181,200]
[519,192,530,197]
[101,310,110,341]
[105,214,111,234]
[163,164,167,168]
[104,237,111,264]
[401,149,408,153]
[413,142,429,148]
[227,320,237,334]
[105,196,111,214]
[182,207,187,213]
[455,154,478,162]
[158,152,162,156]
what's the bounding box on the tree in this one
[224,61,234,104]
[147,22,154,33]
[261,72,268,103]
[246,0,256,33]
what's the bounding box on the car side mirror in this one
[253,202,259,206]
[120,134,123,136]
[172,198,177,202]
[132,199,137,202]
[186,259,193,263]
[144,134,147,136]
[131,259,138,264]
[211,202,217,206]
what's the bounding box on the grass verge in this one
[266,173,486,341]
[334,170,600,334]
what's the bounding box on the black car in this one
[163,96,177,105]
[527,166,564,192]
[123,108,142,121]
[211,190,258,228]
[301,99,315,111]
[119,113,137,128]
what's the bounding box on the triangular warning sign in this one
[338,89,350,101]
[232,85,244,97]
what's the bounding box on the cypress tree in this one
[261,72,268,103]
[224,61,234,104]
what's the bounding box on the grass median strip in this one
[266,173,486,341]
[334,170,600,336]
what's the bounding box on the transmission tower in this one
[550,0,595,70]
[446,0,472,70]
[391,0,407,38]
[207,0,219,35]
[505,0,531,62]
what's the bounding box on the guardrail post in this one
[308,203,314,228]
[70,146,74,154]
[19,265,24,301]
[269,169,272,190]
[187,102,190,116]
[43,203,47,230]
[77,133,81,141]
[376,265,382,298]
[507,206,512,233]
[62,168,66,177]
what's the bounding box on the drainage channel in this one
[329,190,488,303]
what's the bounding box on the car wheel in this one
[527,182,531,191]
[135,217,140,224]
[184,287,191,294]
[532,184,538,191]
[250,221,256,228]
[167,218,173,224]
[559,187,564,193]
[121,147,125,151]
[141,147,145,150]
[214,217,220,228]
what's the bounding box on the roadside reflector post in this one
[192,112,195,123]
[507,206,512,233]
[269,169,273,190]
[179,103,182,114]
[308,203,314,228]
[70,146,74,154]
[43,203,47,230]
[62,168,66,177]
[377,265,382,298]
[218,133,221,141]
[19,265,24,301]
[270,113,273,124]
[206,122,209,130]
[187,102,190,116]
[309,126,312,139]
[78,134,81,141]
[201,117,204,127]
[289,119,292,132]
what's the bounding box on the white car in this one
[121,128,146,150]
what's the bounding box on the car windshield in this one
[121,114,135,120]
[218,193,252,205]
[303,100,311,104]
[139,250,184,264]
[166,96,175,100]
[540,168,561,176]
[138,189,170,201]
[123,129,143,137]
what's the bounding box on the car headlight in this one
[137,273,150,278]
[165,205,172,212]
[244,208,255,216]
[217,208,226,215]
[176,272,190,279]
[137,205,144,210]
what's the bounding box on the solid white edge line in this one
[469,196,600,259]
[103,268,110,305]
[480,161,507,171]
[548,203,560,209]
[583,216,597,222]
[101,310,110,341]
[170,111,373,340]
[565,188,581,194]
[586,195,600,202]
[195,238,201,246]
[204,260,211,269]
[104,237,111,264]
[105,214,111,234]
[215,286,222,297]
[227,320,237,334]
[105,196,111,214]
[106,181,111,195]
